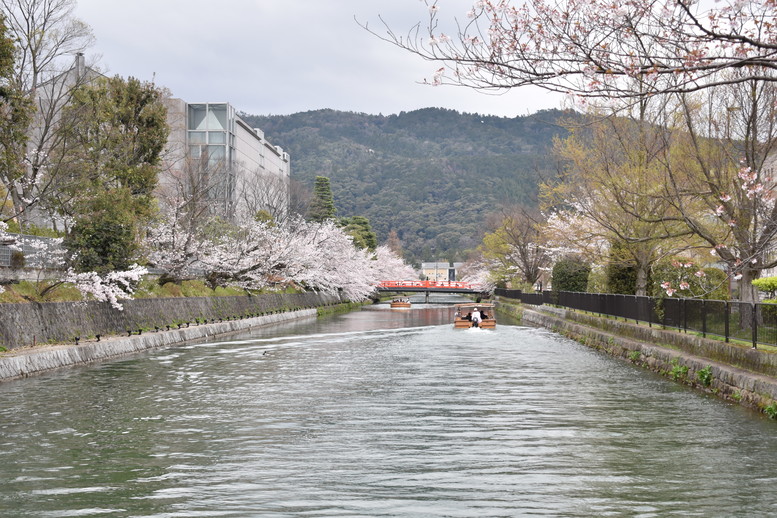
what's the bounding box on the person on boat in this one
[464,312,472,321]
[480,310,488,321]
[472,308,482,327]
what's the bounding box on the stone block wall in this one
[0,292,342,350]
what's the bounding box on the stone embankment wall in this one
[498,298,777,415]
[0,292,342,350]
[0,309,319,381]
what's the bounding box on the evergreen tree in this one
[340,216,377,251]
[552,256,591,293]
[60,75,168,272]
[605,240,639,295]
[307,175,336,222]
[0,15,33,222]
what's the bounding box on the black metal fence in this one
[494,288,777,348]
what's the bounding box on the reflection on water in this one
[2,297,777,517]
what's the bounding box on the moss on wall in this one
[0,292,343,350]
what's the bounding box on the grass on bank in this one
[0,278,297,304]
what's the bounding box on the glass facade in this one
[170,99,289,222]
[187,103,237,215]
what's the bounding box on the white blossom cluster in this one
[458,257,499,293]
[147,213,415,302]
[64,264,148,311]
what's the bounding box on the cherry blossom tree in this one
[655,80,777,304]
[0,221,148,308]
[540,209,608,268]
[148,206,417,302]
[64,264,148,310]
[370,0,777,99]
[459,256,498,293]
[148,153,227,282]
[290,220,377,300]
[371,244,417,281]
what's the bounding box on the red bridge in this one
[377,280,481,297]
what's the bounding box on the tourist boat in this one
[390,299,412,309]
[453,303,496,329]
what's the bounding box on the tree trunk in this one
[635,262,649,297]
[737,267,760,332]
[738,268,759,303]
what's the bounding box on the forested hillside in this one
[242,108,574,265]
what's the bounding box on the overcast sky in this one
[73,0,564,118]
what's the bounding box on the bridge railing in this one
[377,280,476,290]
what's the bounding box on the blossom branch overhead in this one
[366,0,777,99]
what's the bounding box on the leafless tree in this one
[237,169,291,225]
[1,0,94,228]
[482,205,550,287]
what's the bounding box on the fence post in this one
[752,303,758,349]
[702,299,706,338]
[725,301,730,343]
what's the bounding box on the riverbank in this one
[0,309,323,382]
[0,293,359,382]
[497,297,777,418]
[0,292,343,351]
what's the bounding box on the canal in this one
[2,296,777,517]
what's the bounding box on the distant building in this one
[421,261,462,281]
[161,100,290,220]
[22,54,291,228]
[23,53,104,229]
[31,53,103,144]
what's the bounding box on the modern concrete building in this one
[161,99,291,221]
[23,53,291,228]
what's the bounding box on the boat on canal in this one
[453,303,496,329]
[390,298,412,309]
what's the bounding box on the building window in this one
[189,104,207,130]
[188,103,228,131]
[189,131,206,144]
[209,131,226,144]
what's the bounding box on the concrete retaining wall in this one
[0,292,341,350]
[0,309,318,381]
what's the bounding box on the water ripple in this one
[2,307,777,516]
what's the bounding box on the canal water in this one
[2,296,777,517]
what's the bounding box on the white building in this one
[421,261,463,281]
[161,100,291,221]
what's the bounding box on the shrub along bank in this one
[497,297,777,419]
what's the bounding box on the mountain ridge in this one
[241,108,575,264]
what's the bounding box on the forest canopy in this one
[242,108,573,264]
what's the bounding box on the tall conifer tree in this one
[307,176,336,222]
